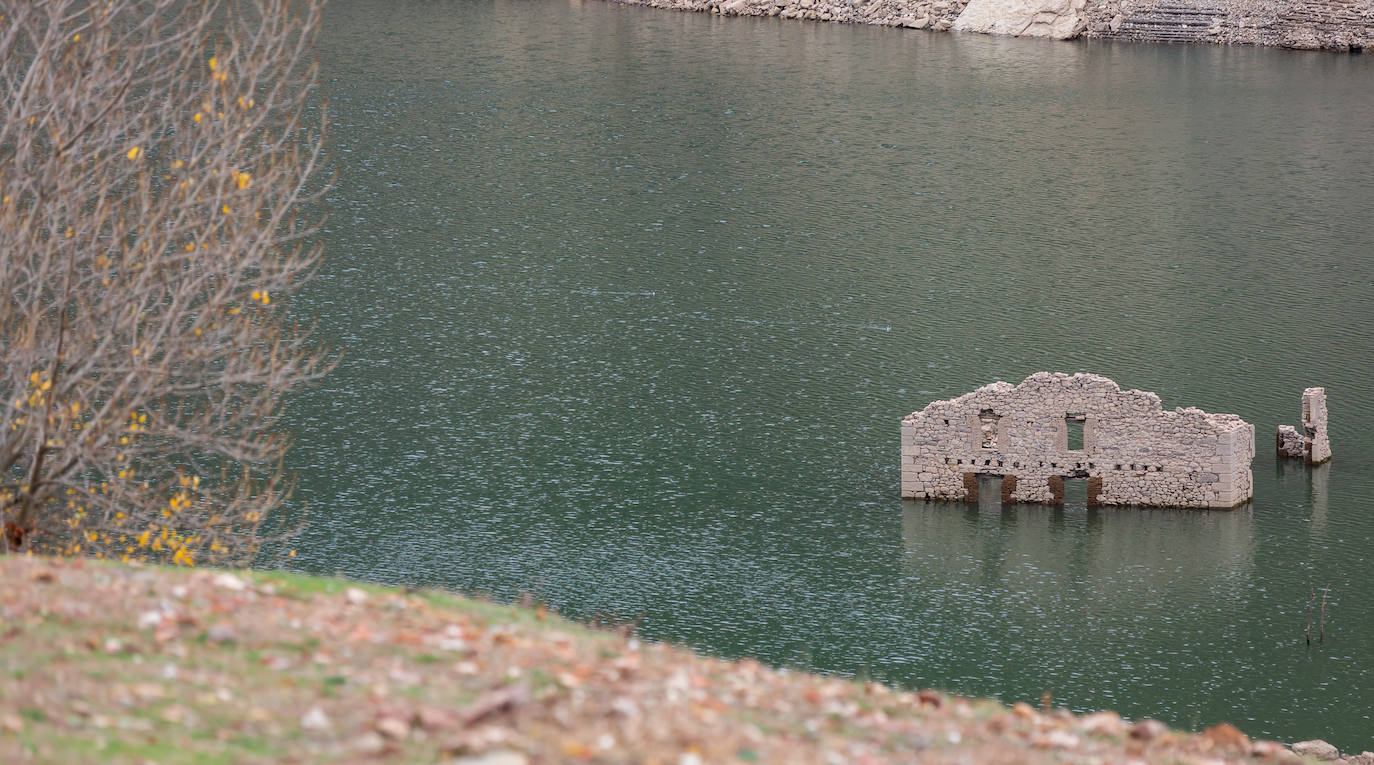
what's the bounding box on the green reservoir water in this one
[291,0,1374,749]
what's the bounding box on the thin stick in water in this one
[1320,585,1329,643]
[1306,587,1315,646]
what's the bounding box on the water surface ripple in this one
[291,0,1374,749]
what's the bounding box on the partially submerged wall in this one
[1277,387,1330,465]
[901,373,1255,508]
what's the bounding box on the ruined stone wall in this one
[901,373,1255,508]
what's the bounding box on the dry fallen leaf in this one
[460,685,530,728]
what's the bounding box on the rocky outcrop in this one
[605,0,1374,51]
[953,0,1088,38]
[1285,739,1374,764]
[1293,739,1343,761]
[1089,2,1227,43]
[1084,0,1374,50]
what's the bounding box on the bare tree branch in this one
[0,0,330,566]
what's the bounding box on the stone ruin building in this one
[1277,387,1331,465]
[901,373,1255,509]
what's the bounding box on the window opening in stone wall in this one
[1063,479,1088,510]
[978,409,1000,449]
[1065,413,1086,451]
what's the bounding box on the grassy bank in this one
[0,556,1299,763]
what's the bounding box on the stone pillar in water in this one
[1277,387,1330,465]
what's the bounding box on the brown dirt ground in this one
[0,556,1308,764]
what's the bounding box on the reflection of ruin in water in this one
[900,498,1256,607]
[1311,462,1328,526]
[1275,458,1330,533]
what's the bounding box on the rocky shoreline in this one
[605,0,1373,52]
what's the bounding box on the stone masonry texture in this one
[901,373,1255,508]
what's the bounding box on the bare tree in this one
[0,0,329,565]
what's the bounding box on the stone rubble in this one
[613,0,975,31]
[901,372,1255,508]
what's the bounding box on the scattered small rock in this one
[130,682,164,700]
[438,637,469,652]
[1129,718,1169,741]
[344,587,368,604]
[300,706,332,731]
[1201,722,1249,751]
[1292,739,1341,761]
[1011,701,1036,719]
[1079,710,1125,737]
[441,725,512,756]
[1044,730,1080,750]
[447,751,529,765]
[414,705,457,731]
[1250,739,1291,759]
[375,715,411,740]
[353,731,387,755]
[459,685,530,727]
[160,704,192,724]
[212,573,248,591]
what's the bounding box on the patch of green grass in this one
[246,569,389,598]
[321,674,347,696]
[23,729,197,765]
[527,667,555,693]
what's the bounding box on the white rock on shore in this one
[1292,739,1340,761]
[952,0,1088,38]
